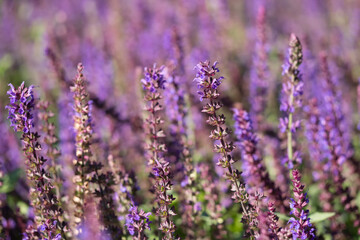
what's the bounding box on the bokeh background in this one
[1,0,360,239]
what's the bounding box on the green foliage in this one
[276,212,336,223]
[276,212,290,221]
[0,169,22,193]
[308,212,336,223]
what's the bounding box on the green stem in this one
[287,77,295,164]
[287,112,293,161]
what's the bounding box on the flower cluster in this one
[233,108,287,212]
[304,99,334,212]
[194,61,259,236]
[109,154,138,225]
[279,33,303,168]
[6,82,66,239]
[5,2,360,240]
[316,54,360,234]
[163,64,199,238]
[163,66,187,136]
[125,205,151,239]
[142,65,177,239]
[319,54,360,186]
[288,170,316,239]
[162,65,187,178]
[305,98,348,237]
[71,63,122,238]
[266,202,281,238]
[6,82,35,133]
[258,202,282,239]
[321,116,360,233]
[319,54,350,157]
[194,61,224,101]
[141,65,166,93]
[71,63,95,226]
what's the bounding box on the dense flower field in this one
[1,0,360,239]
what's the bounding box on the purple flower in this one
[54,234,61,240]
[279,33,303,169]
[141,65,166,93]
[319,115,360,231]
[194,202,202,212]
[125,205,151,237]
[142,64,177,238]
[152,167,161,177]
[5,82,35,133]
[163,60,199,237]
[304,98,339,213]
[71,63,122,238]
[282,62,290,75]
[233,108,287,211]
[288,170,316,239]
[38,224,46,232]
[193,60,224,101]
[319,54,352,161]
[22,232,29,240]
[6,82,65,238]
[211,76,224,89]
[194,61,259,236]
[120,185,127,193]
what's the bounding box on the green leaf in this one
[0,54,13,78]
[309,212,335,223]
[17,201,29,216]
[0,169,22,193]
[276,212,290,221]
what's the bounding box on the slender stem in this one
[287,77,295,163]
[150,96,172,240]
[150,99,162,240]
[210,99,248,215]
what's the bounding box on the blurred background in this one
[1,0,360,239]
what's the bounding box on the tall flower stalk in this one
[258,202,282,239]
[304,99,335,212]
[71,63,122,238]
[321,116,360,234]
[279,33,303,169]
[6,82,66,239]
[233,108,287,212]
[304,97,345,239]
[319,54,360,234]
[194,61,258,237]
[319,54,350,156]
[280,34,316,239]
[250,5,269,131]
[288,170,316,239]
[108,153,151,238]
[71,63,94,226]
[163,65,199,238]
[142,65,177,239]
[319,54,360,190]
